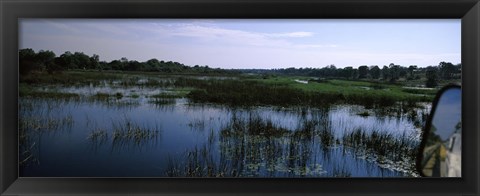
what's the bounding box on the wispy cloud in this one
[296,44,339,48]
[20,19,460,68]
[32,21,332,50]
[266,31,314,38]
[166,24,316,48]
[43,20,80,34]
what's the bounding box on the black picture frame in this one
[1,0,479,195]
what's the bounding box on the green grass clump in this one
[357,111,370,117]
[401,88,437,96]
[92,92,110,101]
[115,92,123,99]
[151,93,181,99]
[129,93,140,98]
[182,76,434,108]
[90,92,124,101]
[87,129,108,141]
[20,83,79,100]
[220,114,290,138]
[20,71,124,85]
[20,90,80,100]
[112,121,160,144]
[186,79,390,108]
[341,129,418,163]
[150,99,176,105]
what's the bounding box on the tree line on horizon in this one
[19,49,232,76]
[244,62,460,87]
[19,49,461,87]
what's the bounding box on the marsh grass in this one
[91,92,123,100]
[111,121,160,145]
[21,71,433,110]
[19,85,80,101]
[357,111,370,117]
[332,166,352,177]
[148,98,176,105]
[19,114,74,132]
[341,128,418,170]
[167,123,326,177]
[188,118,206,131]
[89,92,142,106]
[92,92,110,101]
[150,92,181,99]
[401,88,437,96]
[184,77,433,108]
[166,145,232,177]
[164,109,420,177]
[19,113,74,167]
[20,71,124,85]
[165,130,230,177]
[115,92,124,99]
[19,126,39,166]
[87,128,108,141]
[129,93,140,98]
[19,71,425,177]
[220,113,290,138]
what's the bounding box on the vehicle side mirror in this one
[417,85,461,177]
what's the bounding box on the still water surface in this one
[19,83,426,177]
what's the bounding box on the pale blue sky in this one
[19,19,460,69]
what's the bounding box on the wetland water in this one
[19,78,428,177]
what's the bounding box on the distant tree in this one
[399,67,408,78]
[408,65,417,79]
[388,63,400,83]
[47,57,65,74]
[438,61,456,79]
[370,65,381,79]
[108,60,123,70]
[36,50,56,71]
[72,52,91,69]
[98,61,108,70]
[19,48,37,75]
[325,64,337,77]
[343,66,355,79]
[455,63,462,72]
[126,60,142,71]
[425,66,438,88]
[89,54,100,70]
[146,58,160,71]
[36,50,56,61]
[381,65,390,80]
[120,57,128,63]
[352,68,359,79]
[59,51,75,69]
[453,63,462,79]
[19,48,36,59]
[358,65,369,79]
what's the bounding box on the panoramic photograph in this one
[18,19,461,177]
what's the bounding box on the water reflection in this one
[19,89,425,177]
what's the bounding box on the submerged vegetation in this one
[19,113,75,167]
[85,118,161,147]
[164,111,419,177]
[111,121,160,144]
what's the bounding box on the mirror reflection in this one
[420,87,461,177]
